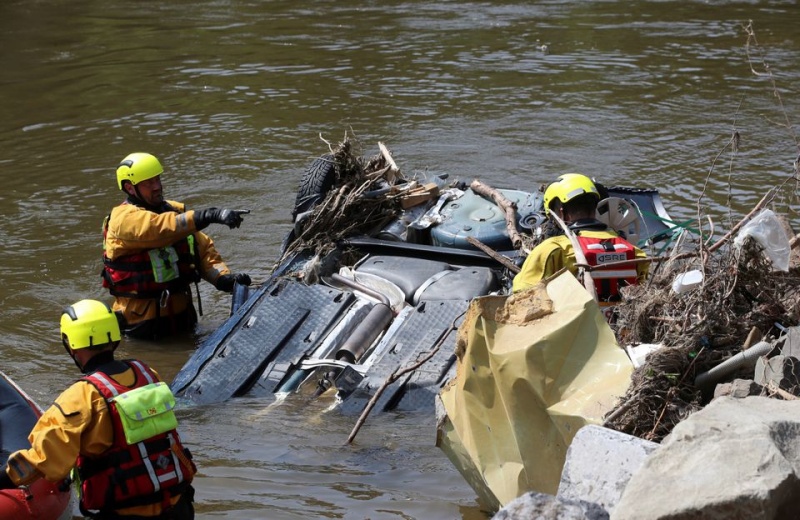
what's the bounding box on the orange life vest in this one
[77,360,195,514]
[101,203,200,299]
[576,234,638,303]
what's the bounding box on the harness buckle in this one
[160,290,170,308]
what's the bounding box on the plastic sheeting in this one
[436,271,633,511]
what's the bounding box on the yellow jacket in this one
[104,199,230,326]
[512,229,649,293]
[4,362,190,516]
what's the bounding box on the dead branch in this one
[707,188,777,254]
[466,236,520,274]
[469,179,523,249]
[767,381,799,401]
[671,188,778,263]
[346,312,464,445]
[378,142,399,184]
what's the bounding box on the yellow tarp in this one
[436,271,633,511]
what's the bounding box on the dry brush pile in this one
[276,134,413,276]
[606,225,800,441]
[602,21,800,442]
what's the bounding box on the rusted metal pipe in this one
[335,303,393,363]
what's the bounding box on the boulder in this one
[493,491,608,520]
[613,396,800,520]
[557,425,658,513]
[712,378,763,399]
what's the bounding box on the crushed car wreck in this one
[169,137,677,416]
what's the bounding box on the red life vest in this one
[77,360,195,513]
[576,234,639,304]
[101,204,200,299]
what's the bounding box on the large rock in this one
[493,491,608,520]
[613,396,800,520]
[557,425,658,513]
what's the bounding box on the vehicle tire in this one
[292,154,337,221]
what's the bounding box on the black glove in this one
[194,208,249,230]
[0,470,16,490]
[216,273,252,293]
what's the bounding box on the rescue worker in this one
[512,173,649,303]
[0,299,197,519]
[103,152,252,340]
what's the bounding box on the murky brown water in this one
[1,1,798,518]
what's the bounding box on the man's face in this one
[130,175,164,206]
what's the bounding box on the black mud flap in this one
[171,279,355,405]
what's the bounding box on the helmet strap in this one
[127,185,164,213]
[122,182,148,208]
[62,341,84,372]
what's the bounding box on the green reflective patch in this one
[111,382,178,445]
[149,246,180,283]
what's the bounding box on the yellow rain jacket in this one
[104,200,230,328]
[512,229,649,293]
[3,361,191,517]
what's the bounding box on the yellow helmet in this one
[60,300,121,350]
[116,152,163,190]
[542,173,600,216]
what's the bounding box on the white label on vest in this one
[596,252,627,264]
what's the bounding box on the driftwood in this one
[345,343,443,445]
[466,236,520,274]
[345,311,465,445]
[378,141,399,184]
[469,179,523,249]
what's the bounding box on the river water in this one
[1,1,798,518]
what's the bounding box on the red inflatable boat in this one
[0,371,74,520]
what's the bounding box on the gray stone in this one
[557,425,658,514]
[493,491,608,520]
[753,355,800,395]
[713,378,763,399]
[613,396,800,520]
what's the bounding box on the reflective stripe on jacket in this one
[77,360,195,513]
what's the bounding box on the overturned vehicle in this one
[170,139,676,414]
